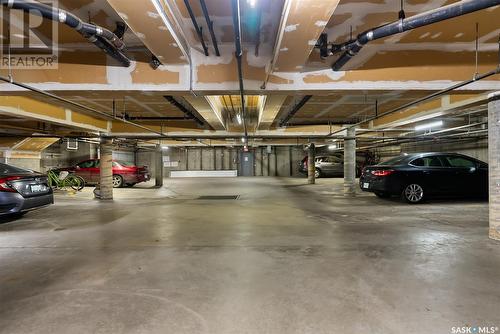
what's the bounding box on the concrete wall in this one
[4,141,138,172]
[148,146,306,177]
[113,151,135,163]
[42,141,98,171]
[6,157,41,171]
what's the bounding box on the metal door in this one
[239,152,254,176]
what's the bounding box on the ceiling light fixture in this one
[415,120,443,131]
[248,0,257,8]
[236,114,242,125]
[162,146,169,150]
[241,137,245,143]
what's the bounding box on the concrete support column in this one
[155,145,164,187]
[344,127,356,196]
[99,137,113,200]
[488,93,500,241]
[308,143,316,184]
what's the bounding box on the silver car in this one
[299,154,366,178]
[0,163,54,216]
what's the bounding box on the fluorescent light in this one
[328,145,336,150]
[241,137,245,143]
[236,114,242,125]
[162,146,169,150]
[415,120,443,131]
[248,0,257,7]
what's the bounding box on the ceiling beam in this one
[105,0,189,64]
[184,95,226,130]
[0,96,109,133]
[268,0,340,74]
[370,93,489,129]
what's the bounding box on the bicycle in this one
[47,170,85,191]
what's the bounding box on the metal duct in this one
[1,0,131,67]
[331,0,500,71]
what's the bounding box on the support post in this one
[155,145,164,187]
[308,143,316,184]
[99,137,113,200]
[488,92,500,241]
[344,127,356,196]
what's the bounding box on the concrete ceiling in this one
[0,0,499,144]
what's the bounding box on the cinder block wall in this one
[5,157,41,171]
[140,146,307,177]
[42,141,98,171]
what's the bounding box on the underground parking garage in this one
[1,0,500,333]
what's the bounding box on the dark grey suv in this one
[0,163,53,216]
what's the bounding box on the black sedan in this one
[0,163,54,216]
[360,153,488,203]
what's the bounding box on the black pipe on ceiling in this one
[125,116,194,121]
[1,0,131,67]
[331,0,500,71]
[0,76,165,135]
[231,0,248,142]
[199,0,220,56]
[359,131,488,150]
[286,121,357,127]
[164,96,205,126]
[279,95,313,127]
[328,66,500,137]
[183,0,209,56]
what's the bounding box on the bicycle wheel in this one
[64,175,84,191]
[73,175,86,191]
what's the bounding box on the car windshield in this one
[116,161,135,167]
[0,163,32,175]
[378,155,409,166]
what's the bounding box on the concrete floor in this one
[0,177,498,334]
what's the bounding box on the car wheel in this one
[112,175,123,188]
[403,184,425,204]
[314,169,321,178]
[375,192,390,198]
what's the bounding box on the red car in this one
[60,159,150,188]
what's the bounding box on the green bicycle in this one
[47,170,85,191]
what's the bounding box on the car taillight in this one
[371,169,394,177]
[0,176,21,192]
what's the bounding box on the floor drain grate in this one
[197,195,240,200]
